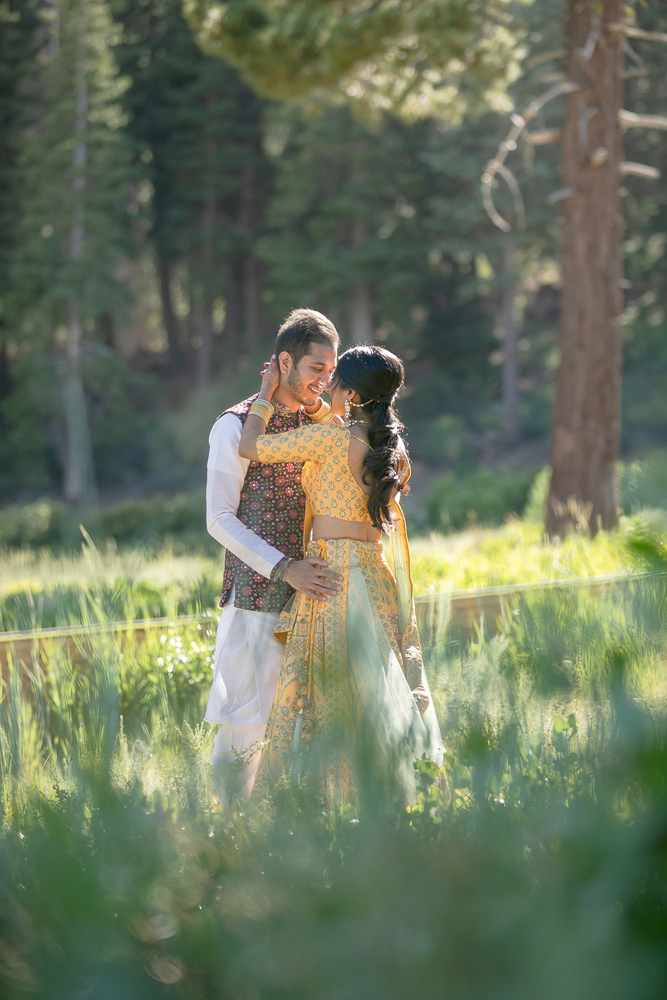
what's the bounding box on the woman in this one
[239,345,443,806]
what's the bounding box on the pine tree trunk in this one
[243,254,262,352]
[157,252,183,366]
[196,296,214,389]
[501,238,520,446]
[224,259,240,369]
[546,0,623,536]
[98,312,115,349]
[64,300,96,507]
[0,331,10,401]
[196,91,217,390]
[64,18,96,509]
[241,163,262,352]
[349,281,374,344]
[349,216,374,343]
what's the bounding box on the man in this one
[204,308,342,799]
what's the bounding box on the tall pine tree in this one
[9,0,135,506]
[112,0,273,383]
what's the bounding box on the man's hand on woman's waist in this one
[272,555,342,602]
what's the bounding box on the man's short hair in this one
[275,308,339,367]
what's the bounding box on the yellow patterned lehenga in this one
[251,422,444,806]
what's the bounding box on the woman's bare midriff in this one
[312,515,381,543]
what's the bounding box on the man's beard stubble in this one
[285,366,319,406]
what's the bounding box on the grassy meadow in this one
[2,507,666,631]
[1,509,667,997]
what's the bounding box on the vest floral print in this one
[219,395,306,613]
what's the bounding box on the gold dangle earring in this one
[344,397,351,424]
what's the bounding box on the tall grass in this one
[2,510,663,631]
[1,559,667,997]
[0,541,223,630]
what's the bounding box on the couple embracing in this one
[204,308,443,807]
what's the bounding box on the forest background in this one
[1,0,667,544]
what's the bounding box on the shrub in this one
[434,450,667,535]
[0,498,69,548]
[522,465,550,522]
[3,577,667,1000]
[427,466,537,532]
[618,451,667,513]
[0,490,212,552]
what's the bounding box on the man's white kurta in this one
[204,412,287,797]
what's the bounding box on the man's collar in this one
[272,399,301,417]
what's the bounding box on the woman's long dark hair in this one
[333,345,407,531]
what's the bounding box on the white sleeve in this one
[206,413,285,579]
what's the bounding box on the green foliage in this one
[2,563,667,997]
[501,581,665,699]
[0,0,40,310]
[621,507,667,572]
[2,512,660,636]
[0,490,211,553]
[0,499,68,549]
[84,352,167,486]
[111,0,272,364]
[408,516,653,593]
[0,351,172,501]
[187,0,532,124]
[619,452,667,514]
[427,465,536,531]
[263,101,512,457]
[161,346,276,478]
[420,451,667,538]
[0,542,222,631]
[7,0,135,330]
[522,464,551,522]
[620,6,667,453]
[0,0,666,525]
[0,356,60,497]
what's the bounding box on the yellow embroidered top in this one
[256,423,371,522]
[257,421,424,694]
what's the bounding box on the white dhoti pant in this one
[204,587,284,800]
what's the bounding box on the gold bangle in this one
[249,400,274,422]
[307,400,332,423]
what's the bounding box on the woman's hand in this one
[259,355,280,401]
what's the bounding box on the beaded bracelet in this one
[249,399,274,422]
[270,556,294,584]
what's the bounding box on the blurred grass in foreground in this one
[2,510,666,630]
[1,564,667,999]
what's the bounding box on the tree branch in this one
[609,22,667,45]
[481,80,582,231]
[619,109,667,131]
[524,128,562,145]
[539,72,567,84]
[496,163,525,232]
[524,48,566,70]
[547,187,577,206]
[620,162,661,179]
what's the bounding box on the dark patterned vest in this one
[218,395,306,613]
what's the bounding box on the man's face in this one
[280,344,337,407]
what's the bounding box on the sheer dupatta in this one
[389,464,438,720]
